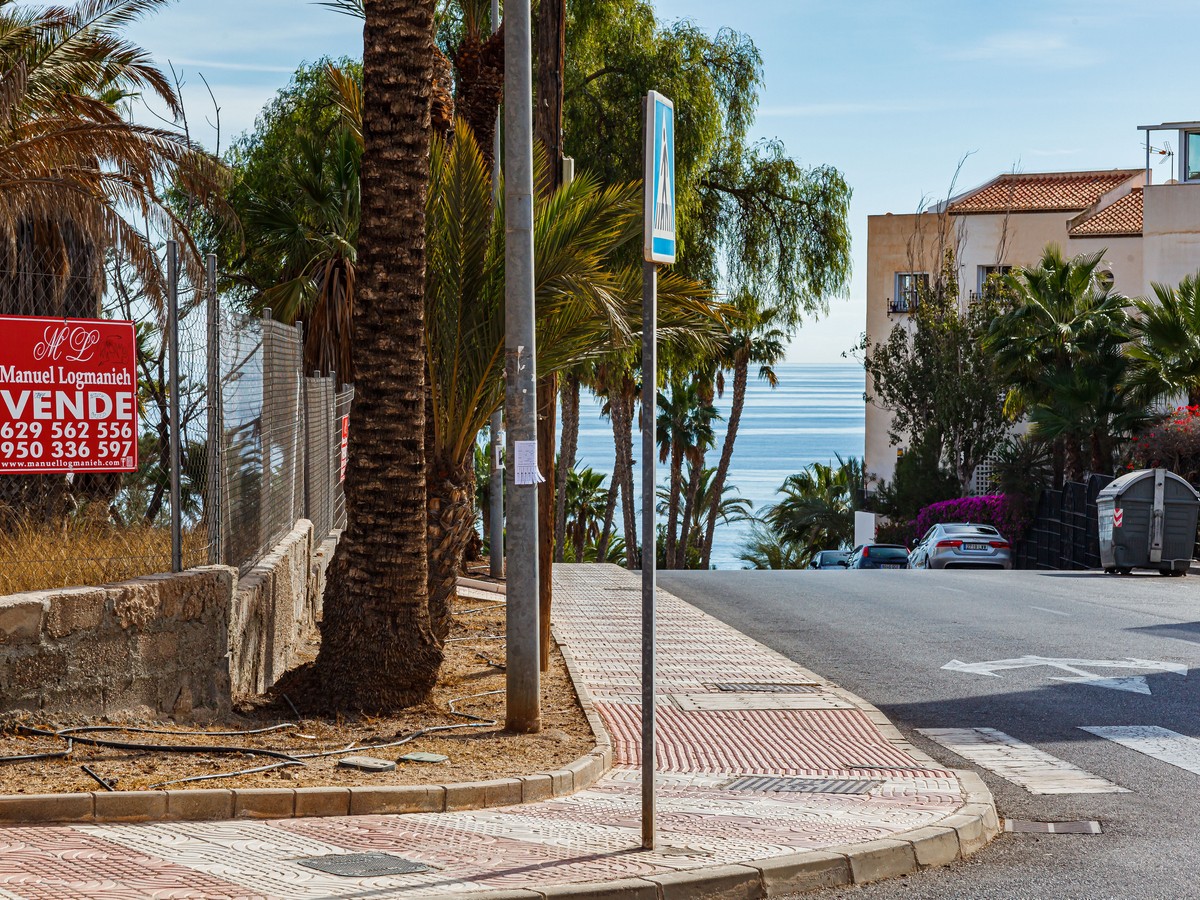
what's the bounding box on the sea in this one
[571,363,866,569]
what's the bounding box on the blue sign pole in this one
[641,90,674,851]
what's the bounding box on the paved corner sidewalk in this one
[0,564,998,898]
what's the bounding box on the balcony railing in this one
[888,296,917,314]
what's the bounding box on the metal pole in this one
[205,254,222,566]
[489,0,505,580]
[641,256,657,849]
[504,0,541,734]
[490,410,505,577]
[167,240,182,573]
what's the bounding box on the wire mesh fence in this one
[0,244,351,594]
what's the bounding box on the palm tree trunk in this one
[553,373,580,562]
[665,442,684,568]
[701,356,747,569]
[678,457,703,568]
[610,383,638,568]
[597,477,618,561]
[1089,431,1107,476]
[316,0,443,711]
[427,457,476,643]
[537,373,556,671]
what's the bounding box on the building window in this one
[891,272,928,313]
[1187,132,1200,182]
[977,265,1012,296]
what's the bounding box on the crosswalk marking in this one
[1080,725,1200,776]
[919,727,1128,794]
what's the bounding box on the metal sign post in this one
[641,89,675,851]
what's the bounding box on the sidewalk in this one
[0,564,997,898]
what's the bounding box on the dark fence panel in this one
[1015,474,1114,570]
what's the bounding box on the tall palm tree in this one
[656,380,718,569]
[987,246,1130,486]
[700,292,786,568]
[1126,274,1200,408]
[422,124,722,639]
[316,0,442,711]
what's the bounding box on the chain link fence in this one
[0,244,351,594]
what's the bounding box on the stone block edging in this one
[0,614,613,826]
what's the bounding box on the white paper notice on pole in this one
[513,440,544,485]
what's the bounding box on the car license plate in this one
[880,563,903,569]
[964,542,988,551]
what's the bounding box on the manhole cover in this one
[712,682,819,693]
[1005,819,1103,834]
[723,776,882,794]
[296,852,433,877]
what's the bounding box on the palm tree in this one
[700,292,786,568]
[766,455,862,560]
[737,518,805,570]
[987,246,1131,486]
[656,380,718,569]
[658,465,752,568]
[422,124,722,639]
[0,0,224,308]
[238,113,359,381]
[563,465,609,562]
[1126,274,1200,408]
[316,0,443,711]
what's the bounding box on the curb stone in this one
[0,623,613,826]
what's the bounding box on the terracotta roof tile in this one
[949,170,1141,214]
[1068,188,1143,237]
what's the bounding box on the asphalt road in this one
[658,569,1200,900]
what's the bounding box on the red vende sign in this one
[0,315,138,474]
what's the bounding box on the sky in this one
[125,0,1200,363]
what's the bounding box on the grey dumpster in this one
[1097,468,1200,575]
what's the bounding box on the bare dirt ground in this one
[0,579,593,794]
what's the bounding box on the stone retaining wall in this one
[0,520,336,718]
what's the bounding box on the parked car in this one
[908,523,1013,570]
[810,550,850,569]
[847,544,910,569]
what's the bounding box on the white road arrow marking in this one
[942,656,1187,694]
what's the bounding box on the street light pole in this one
[504,0,541,734]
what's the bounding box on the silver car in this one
[908,523,1013,570]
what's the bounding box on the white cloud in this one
[947,31,1090,65]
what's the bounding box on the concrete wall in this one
[0,519,336,718]
[1143,182,1200,294]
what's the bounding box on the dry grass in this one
[0,519,209,595]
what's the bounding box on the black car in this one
[809,550,850,569]
[848,543,910,570]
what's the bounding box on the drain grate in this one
[711,682,819,693]
[296,852,433,877]
[723,775,882,794]
[1005,819,1102,835]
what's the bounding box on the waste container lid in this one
[1097,468,1200,502]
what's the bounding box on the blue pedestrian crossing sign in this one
[644,91,675,265]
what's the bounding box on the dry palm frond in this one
[0,0,229,309]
